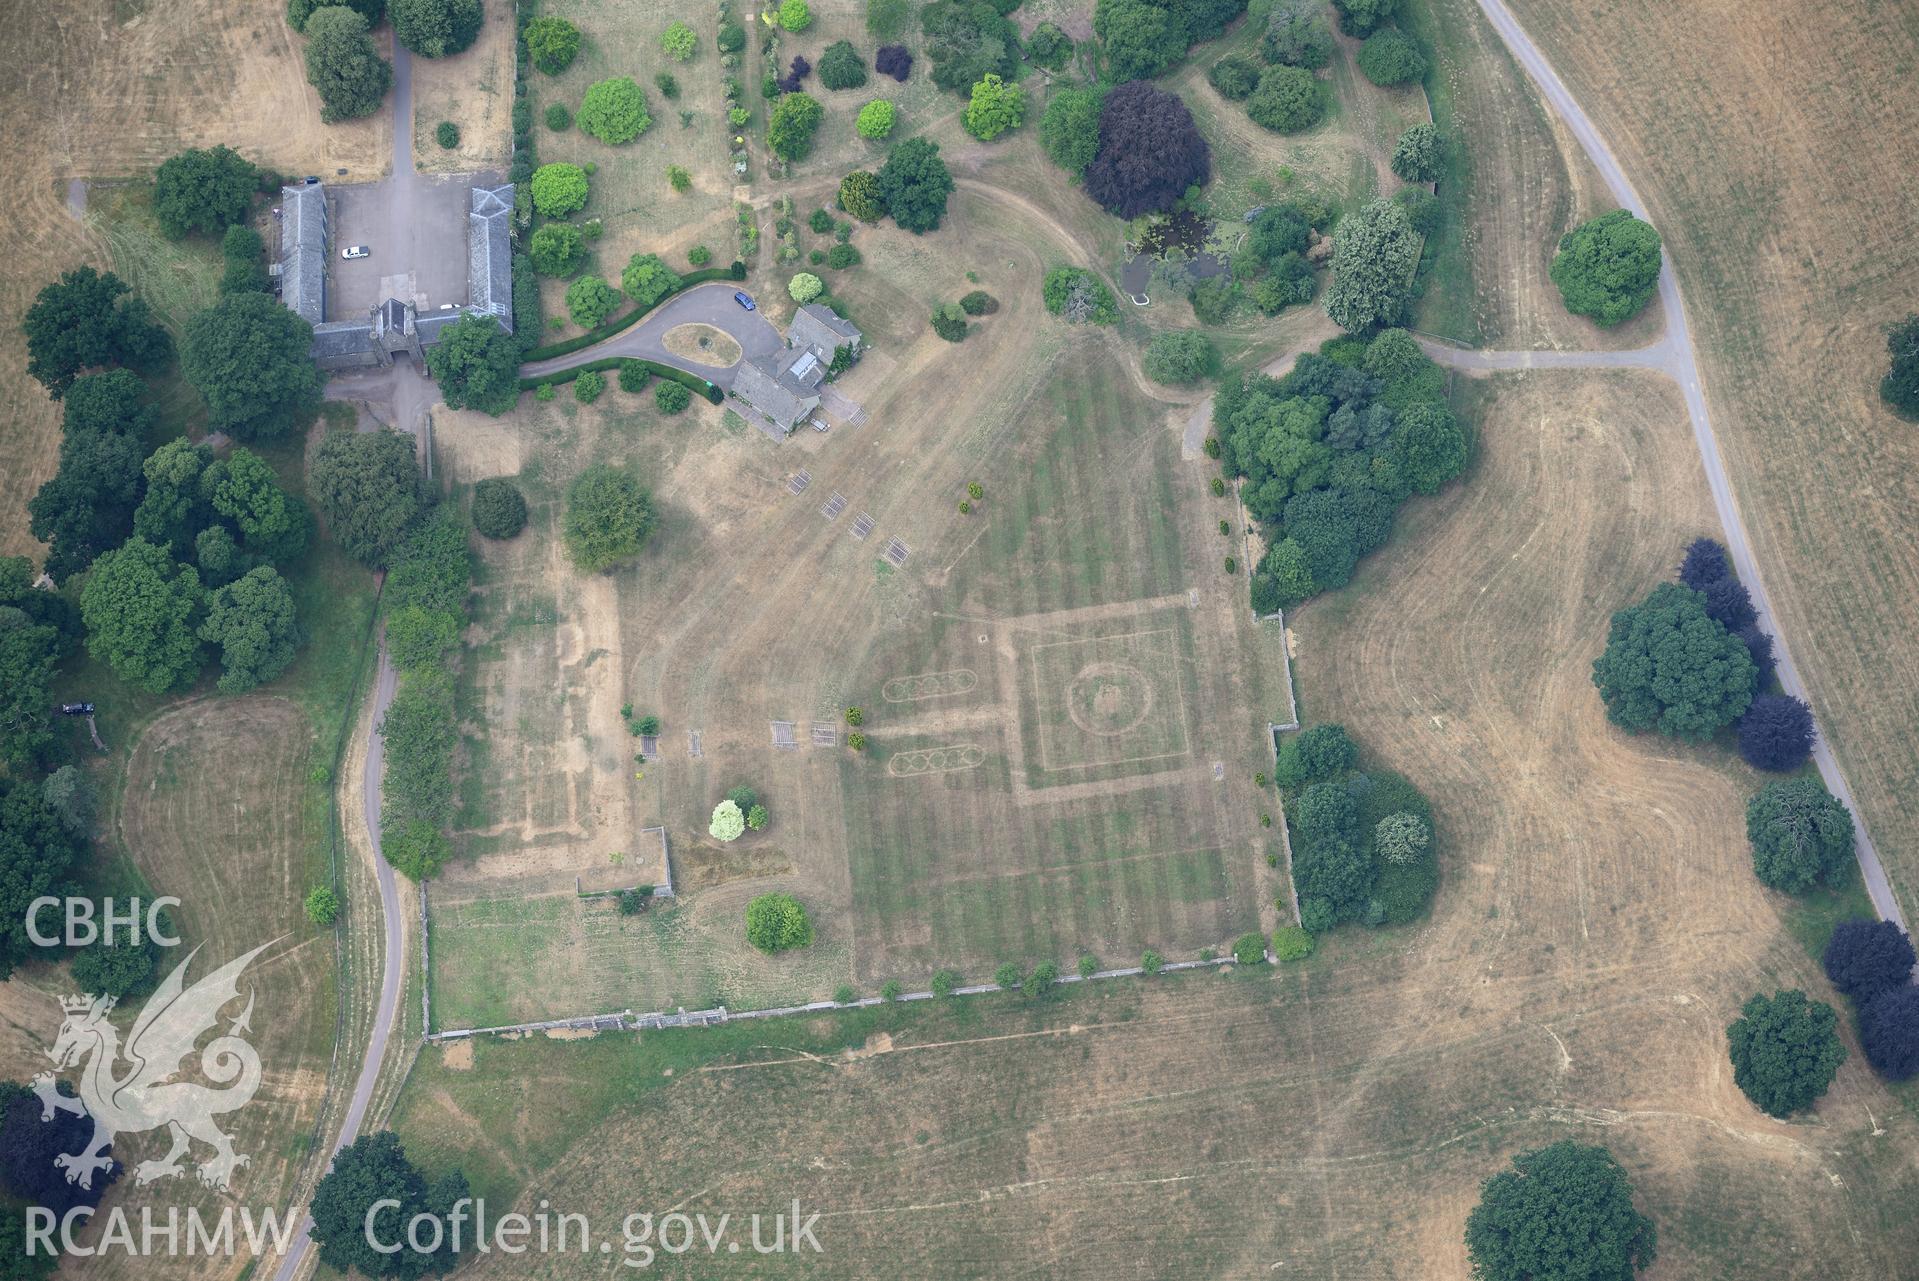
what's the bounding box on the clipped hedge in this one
[520,356,722,404]
[520,262,748,361]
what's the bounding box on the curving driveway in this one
[1430,0,1906,932]
[521,283,784,386]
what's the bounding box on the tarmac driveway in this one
[522,282,784,385]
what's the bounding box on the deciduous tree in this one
[1041,267,1118,324]
[1464,1142,1655,1281]
[529,162,589,217]
[1289,781,1371,921]
[1263,0,1332,67]
[1822,918,1916,1002]
[309,1132,467,1276]
[1026,22,1072,69]
[204,447,310,566]
[1591,583,1754,739]
[1208,56,1260,100]
[1880,313,1919,420]
[199,566,301,693]
[1727,989,1845,1117]
[1860,986,1919,1082]
[1,1079,119,1213]
[423,314,521,415]
[287,0,385,31]
[22,267,172,399]
[524,15,580,73]
[80,538,205,694]
[1745,776,1854,894]
[181,291,322,442]
[1738,693,1814,771]
[528,222,585,277]
[308,428,426,567]
[390,0,482,57]
[153,146,258,239]
[578,77,652,144]
[963,73,1024,140]
[920,0,1017,94]
[1038,85,1104,175]
[1084,82,1210,219]
[1389,123,1440,183]
[28,422,145,582]
[1094,0,1182,81]
[1143,330,1218,384]
[767,92,825,160]
[303,6,393,122]
[876,138,954,233]
[875,43,913,81]
[660,19,698,61]
[564,275,621,328]
[1550,209,1662,326]
[1356,27,1425,85]
[1273,723,1355,788]
[563,465,656,573]
[0,618,62,772]
[1324,198,1420,332]
[745,892,814,951]
[620,253,681,308]
[1246,64,1321,132]
[1677,536,1730,590]
[131,438,214,560]
[1331,0,1395,37]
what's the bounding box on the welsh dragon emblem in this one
[34,941,272,1192]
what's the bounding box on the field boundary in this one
[423,955,1245,1042]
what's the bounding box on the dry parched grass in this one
[0,0,388,558]
[1499,0,1919,909]
[0,699,338,1281]
[392,368,1919,1278]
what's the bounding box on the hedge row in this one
[377,506,475,882]
[509,0,543,350]
[519,356,722,403]
[520,261,748,361]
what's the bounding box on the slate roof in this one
[312,320,375,362]
[732,352,820,431]
[468,184,514,327]
[280,184,327,325]
[790,303,860,355]
[414,310,464,346]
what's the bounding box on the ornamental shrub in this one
[578,77,653,145]
[744,891,814,951]
[470,478,527,539]
[856,99,896,138]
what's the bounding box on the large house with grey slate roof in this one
[276,181,514,371]
[729,303,863,433]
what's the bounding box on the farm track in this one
[1423,0,1906,932]
[270,53,418,1281]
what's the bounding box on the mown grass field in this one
[1496,0,1919,928]
[392,358,1919,1279]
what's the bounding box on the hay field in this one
[1499,1,1919,910]
[0,0,389,558]
[391,365,1919,1277]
